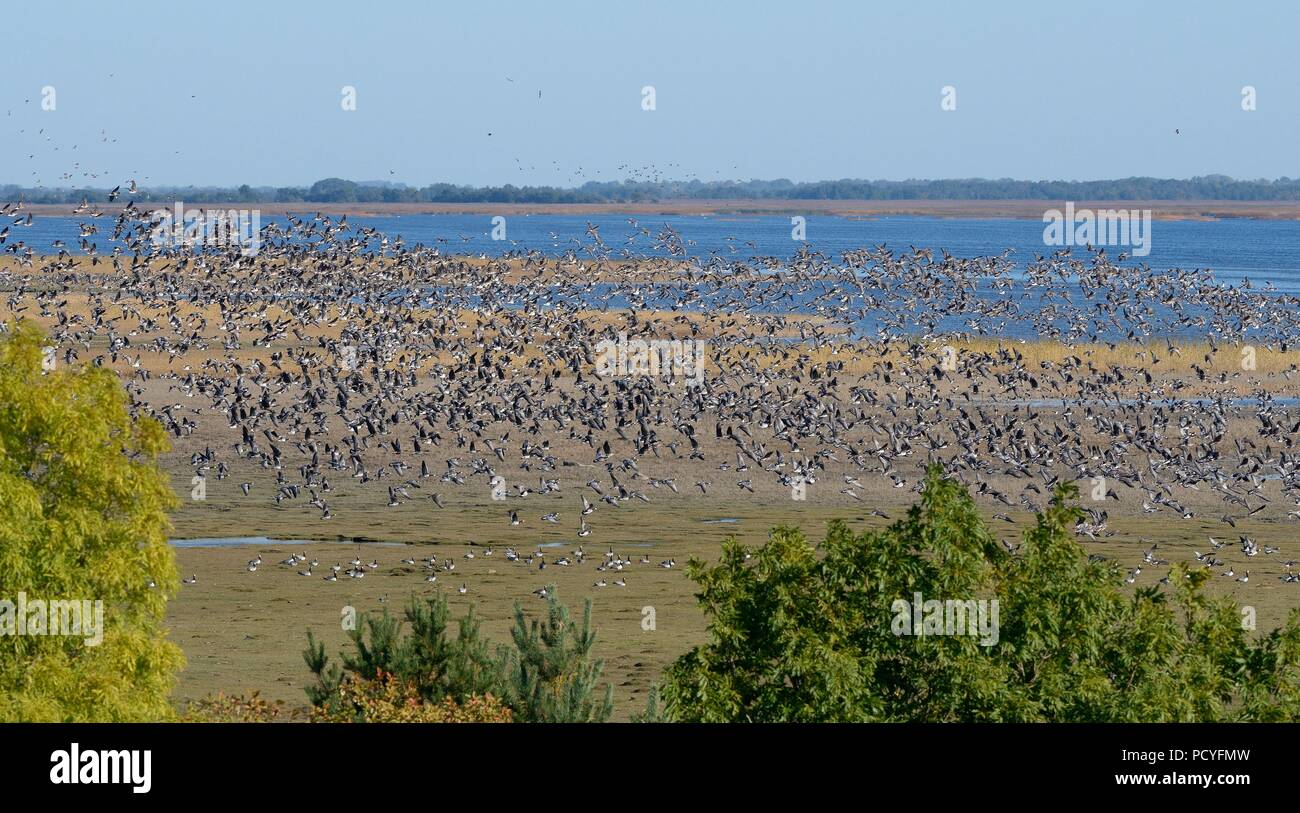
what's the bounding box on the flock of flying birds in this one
[5,188,1300,601]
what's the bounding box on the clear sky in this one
[3,0,1296,188]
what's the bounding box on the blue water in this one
[170,536,403,548]
[14,213,1300,342]
[18,213,1300,289]
[169,536,307,548]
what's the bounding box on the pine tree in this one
[305,591,503,716]
[305,587,615,721]
[501,588,613,723]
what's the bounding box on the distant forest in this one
[7,175,1300,204]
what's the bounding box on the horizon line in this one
[5,173,1298,191]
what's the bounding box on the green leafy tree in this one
[661,465,1300,722]
[0,320,184,721]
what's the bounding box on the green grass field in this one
[166,480,1300,719]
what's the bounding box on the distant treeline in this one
[7,175,1300,204]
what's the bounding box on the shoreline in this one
[17,199,1300,220]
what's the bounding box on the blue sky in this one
[3,0,1296,187]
